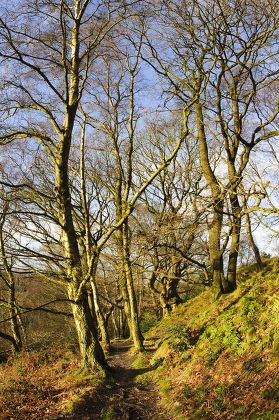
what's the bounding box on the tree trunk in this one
[195,100,227,298]
[116,229,131,328]
[159,278,181,317]
[9,284,22,352]
[167,248,182,309]
[208,200,228,298]
[0,206,22,352]
[116,224,144,350]
[91,280,110,353]
[123,221,144,351]
[245,213,263,269]
[0,330,21,353]
[166,278,182,309]
[159,289,171,317]
[55,144,107,372]
[227,194,241,291]
[118,308,129,339]
[68,285,108,372]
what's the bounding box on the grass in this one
[138,258,279,419]
[1,258,278,419]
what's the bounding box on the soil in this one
[68,340,170,420]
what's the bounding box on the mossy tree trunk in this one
[53,6,107,371]
[68,284,108,371]
[167,244,183,310]
[245,211,263,269]
[159,276,181,317]
[227,193,241,291]
[56,160,107,372]
[208,205,228,298]
[116,221,144,351]
[195,100,228,298]
[0,200,22,352]
[79,122,111,354]
[8,284,22,352]
[91,280,110,353]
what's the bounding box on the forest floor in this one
[2,260,278,419]
[68,340,169,420]
[0,339,169,420]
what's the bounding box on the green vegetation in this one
[140,311,159,334]
[135,259,279,419]
[0,260,278,418]
[0,1,278,417]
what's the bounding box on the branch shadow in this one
[66,344,160,419]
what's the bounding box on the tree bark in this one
[245,212,263,269]
[91,280,110,353]
[227,194,241,291]
[195,100,228,298]
[9,284,22,352]
[115,211,144,349]
[0,202,22,352]
[68,285,108,372]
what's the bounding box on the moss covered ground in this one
[0,259,278,419]
[135,258,279,419]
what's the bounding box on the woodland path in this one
[69,340,170,420]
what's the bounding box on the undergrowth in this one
[1,259,278,419]
[139,258,279,419]
[0,345,104,419]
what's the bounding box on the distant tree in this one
[86,37,146,350]
[135,121,207,315]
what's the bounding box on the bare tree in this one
[134,120,207,315]
[0,0,191,367]
[144,0,279,298]
[0,0,135,371]
[0,192,23,352]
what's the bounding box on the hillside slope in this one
[0,260,278,419]
[136,259,279,419]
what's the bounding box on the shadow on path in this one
[68,341,168,420]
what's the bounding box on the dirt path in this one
[69,341,169,420]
